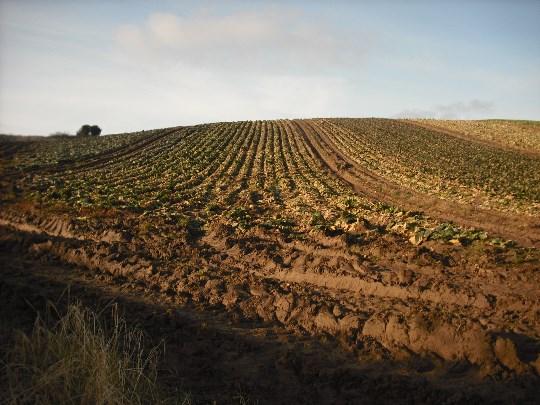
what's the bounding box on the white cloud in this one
[114,9,368,75]
[253,75,348,117]
[90,7,369,131]
[3,2,537,135]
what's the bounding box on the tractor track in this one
[1,215,539,403]
[295,119,540,248]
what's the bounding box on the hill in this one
[1,118,539,403]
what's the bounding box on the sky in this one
[0,0,539,135]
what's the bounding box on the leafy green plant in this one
[229,207,252,230]
[260,216,296,234]
[343,197,358,209]
[340,210,357,224]
[310,211,343,235]
[310,211,328,229]
[177,215,205,240]
[205,203,222,215]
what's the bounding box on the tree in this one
[76,124,102,137]
[89,125,102,136]
[76,124,91,137]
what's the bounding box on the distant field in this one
[1,118,539,403]
[411,118,540,153]
[0,129,162,171]
[328,118,540,215]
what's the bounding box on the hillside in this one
[1,118,539,403]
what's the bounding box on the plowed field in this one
[1,119,539,403]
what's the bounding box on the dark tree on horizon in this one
[90,125,101,136]
[76,124,91,137]
[76,124,101,137]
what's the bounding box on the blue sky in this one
[1,0,539,135]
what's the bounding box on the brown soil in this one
[294,119,540,248]
[1,204,539,403]
[1,120,539,403]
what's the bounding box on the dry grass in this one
[412,119,540,153]
[1,301,182,405]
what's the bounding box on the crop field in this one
[411,119,540,153]
[1,118,539,403]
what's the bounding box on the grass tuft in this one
[2,301,170,405]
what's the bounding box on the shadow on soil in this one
[0,251,538,405]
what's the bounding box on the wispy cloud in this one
[395,99,495,119]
